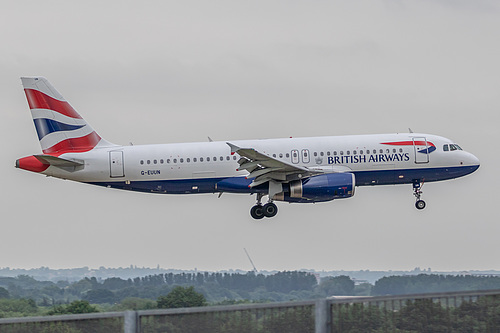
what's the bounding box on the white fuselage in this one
[39,133,479,195]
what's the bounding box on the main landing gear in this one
[250,193,278,220]
[413,180,426,210]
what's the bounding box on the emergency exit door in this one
[109,151,125,177]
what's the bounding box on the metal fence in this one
[1,289,499,332]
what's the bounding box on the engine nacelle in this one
[274,173,355,203]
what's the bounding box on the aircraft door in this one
[301,149,310,164]
[109,151,125,177]
[413,137,429,164]
[291,150,299,164]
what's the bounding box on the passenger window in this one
[154,159,157,164]
[214,157,217,161]
[334,151,337,156]
[353,150,357,155]
[327,151,331,156]
[273,154,276,157]
[393,149,396,153]
[320,152,324,156]
[386,149,389,153]
[187,158,190,163]
[347,151,350,155]
[160,159,164,164]
[443,144,449,151]
[399,148,403,153]
[313,152,318,157]
[207,157,210,162]
[194,158,197,162]
[279,153,283,158]
[286,153,290,158]
[233,156,237,160]
[220,156,223,161]
[360,150,363,155]
[379,149,383,154]
[167,159,171,164]
[340,151,344,155]
[226,156,230,161]
[200,157,204,162]
[147,160,151,164]
[373,149,377,154]
[140,160,144,165]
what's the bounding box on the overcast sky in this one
[1,0,499,273]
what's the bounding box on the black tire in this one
[415,200,426,210]
[263,202,278,218]
[250,205,265,219]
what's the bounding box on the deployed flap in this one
[34,155,84,167]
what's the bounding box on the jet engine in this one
[273,173,355,203]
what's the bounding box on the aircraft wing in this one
[227,142,322,188]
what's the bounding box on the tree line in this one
[2,272,500,318]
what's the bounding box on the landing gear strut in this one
[250,193,278,220]
[413,180,426,210]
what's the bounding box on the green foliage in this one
[157,286,206,309]
[317,275,355,296]
[372,274,500,295]
[111,297,156,311]
[0,298,38,318]
[0,287,9,299]
[353,283,372,296]
[83,289,115,304]
[47,300,98,315]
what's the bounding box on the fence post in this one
[315,299,331,333]
[124,311,138,333]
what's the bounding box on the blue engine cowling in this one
[274,173,355,203]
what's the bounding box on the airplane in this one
[16,77,480,219]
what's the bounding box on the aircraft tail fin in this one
[21,77,115,155]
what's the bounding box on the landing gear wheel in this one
[250,205,265,220]
[263,202,278,218]
[415,200,426,210]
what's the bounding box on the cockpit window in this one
[444,144,463,152]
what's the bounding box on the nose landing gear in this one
[413,180,426,210]
[250,193,278,220]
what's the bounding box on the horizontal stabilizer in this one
[34,155,84,167]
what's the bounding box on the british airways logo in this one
[327,140,435,165]
[328,153,410,165]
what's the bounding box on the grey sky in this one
[1,0,498,272]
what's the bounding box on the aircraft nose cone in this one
[470,153,480,167]
[464,152,480,171]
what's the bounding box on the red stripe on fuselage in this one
[382,141,435,147]
[24,89,82,119]
[43,131,101,155]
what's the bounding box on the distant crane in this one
[243,248,258,273]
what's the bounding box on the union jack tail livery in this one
[21,77,113,155]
